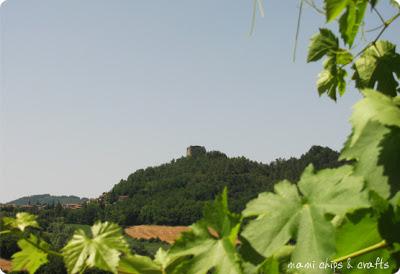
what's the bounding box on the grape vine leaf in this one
[11,234,49,274]
[341,90,400,197]
[307,29,338,62]
[334,212,398,274]
[241,165,369,272]
[338,0,368,47]
[308,29,353,100]
[353,41,400,97]
[317,59,348,100]
[167,188,243,274]
[3,212,39,232]
[62,221,129,274]
[325,0,368,46]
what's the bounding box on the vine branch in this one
[333,240,387,263]
[373,12,400,42]
[340,11,400,69]
[373,7,386,24]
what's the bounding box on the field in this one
[124,225,189,244]
[0,258,12,272]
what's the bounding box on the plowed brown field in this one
[124,225,189,244]
[0,258,12,272]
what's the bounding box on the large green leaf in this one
[168,189,243,274]
[339,0,368,47]
[11,234,49,274]
[242,165,369,272]
[3,212,39,232]
[341,90,400,197]
[62,221,129,274]
[353,41,400,97]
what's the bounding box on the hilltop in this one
[7,194,88,206]
[95,145,342,226]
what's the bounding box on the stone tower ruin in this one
[186,146,206,157]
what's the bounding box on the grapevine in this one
[1,0,400,273]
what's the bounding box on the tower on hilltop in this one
[186,146,206,157]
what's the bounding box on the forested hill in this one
[101,146,341,226]
[7,194,88,206]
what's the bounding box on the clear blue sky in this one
[0,0,399,202]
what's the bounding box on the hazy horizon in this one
[1,0,399,202]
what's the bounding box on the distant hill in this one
[7,194,88,206]
[94,145,342,226]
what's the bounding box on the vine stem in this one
[354,11,400,58]
[373,12,400,43]
[340,11,400,69]
[373,7,385,24]
[333,240,387,263]
[303,0,324,14]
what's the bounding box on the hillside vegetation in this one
[7,194,88,206]
[99,145,341,225]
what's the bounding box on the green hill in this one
[97,145,342,226]
[7,194,88,206]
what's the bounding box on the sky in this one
[0,0,399,202]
